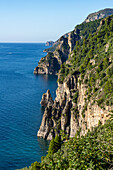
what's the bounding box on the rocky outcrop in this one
[84,8,113,23]
[46,41,54,46]
[40,89,53,107]
[34,52,60,75]
[34,36,70,75]
[37,74,112,140]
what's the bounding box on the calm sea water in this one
[0,43,58,170]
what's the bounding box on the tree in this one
[54,135,61,152]
[104,80,113,94]
[48,138,55,155]
[48,135,61,155]
[103,57,109,70]
[79,65,84,73]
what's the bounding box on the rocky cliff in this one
[37,15,113,140]
[34,36,70,74]
[46,41,54,46]
[84,8,113,23]
[34,8,113,76]
[37,74,112,140]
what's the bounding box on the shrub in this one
[73,91,79,103]
[97,98,104,106]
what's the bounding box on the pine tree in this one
[54,135,61,152]
[48,138,55,155]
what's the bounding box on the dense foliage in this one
[30,119,113,170]
[59,15,113,107]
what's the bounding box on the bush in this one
[97,98,104,106]
[31,161,40,170]
[104,80,113,94]
[73,91,79,103]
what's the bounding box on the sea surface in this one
[0,43,58,170]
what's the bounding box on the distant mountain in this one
[45,41,54,46]
[84,8,113,23]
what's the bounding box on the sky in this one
[0,0,113,43]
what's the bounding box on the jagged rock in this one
[46,41,54,46]
[37,106,53,140]
[37,74,112,140]
[34,8,113,76]
[37,11,113,140]
[40,89,53,107]
[84,8,113,23]
[34,52,60,75]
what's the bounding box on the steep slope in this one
[34,8,113,75]
[37,15,113,140]
[34,20,100,75]
[20,119,113,169]
[40,119,113,170]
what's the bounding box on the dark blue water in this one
[0,43,58,170]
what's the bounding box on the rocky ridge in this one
[34,8,113,75]
[84,8,113,23]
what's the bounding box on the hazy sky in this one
[0,0,113,42]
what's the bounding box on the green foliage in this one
[103,57,109,70]
[54,135,61,152]
[48,138,55,155]
[107,66,113,77]
[73,90,79,103]
[97,98,104,106]
[81,104,87,118]
[31,161,40,170]
[104,80,113,94]
[40,119,113,169]
[75,19,100,38]
[48,135,61,156]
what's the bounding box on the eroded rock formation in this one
[37,74,112,140]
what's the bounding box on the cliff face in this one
[84,8,113,23]
[46,41,54,46]
[37,15,113,140]
[37,74,112,140]
[34,36,71,75]
[34,8,113,76]
[34,52,60,75]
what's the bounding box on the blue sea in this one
[0,43,58,170]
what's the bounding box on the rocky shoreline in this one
[37,74,112,140]
[36,9,113,140]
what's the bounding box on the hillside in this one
[34,19,100,74]
[22,11,113,170]
[38,15,113,140]
[43,8,113,54]
[34,8,113,75]
[20,118,113,169]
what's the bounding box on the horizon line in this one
[0,41,46,43]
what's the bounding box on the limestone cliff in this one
[84,8,113,23]
[34,8,113,76]
[46,41,54,46]
[37,15,113,140]
[37,74,112,140]
[34,36,70,75]
[40,89,53,107]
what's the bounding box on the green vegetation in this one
[22,15,113,170]
[30,119,113,169]
[48,135,61,155]
[58,15,113,107]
